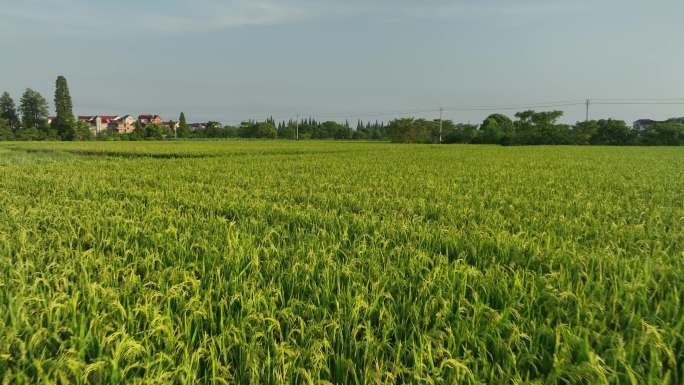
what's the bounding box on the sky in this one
[1,0,683,124]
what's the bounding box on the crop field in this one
[0,141,682,384]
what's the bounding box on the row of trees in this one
[110,120,281,141]
[177,118,388,140]
[388,111,684,146]
[0,77,92,141]
[111,117,390,141]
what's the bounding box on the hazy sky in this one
[1,0,683,124]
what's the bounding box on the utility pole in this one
[585,99,591,122]
[439,107,443,144]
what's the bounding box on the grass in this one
[0,141,682,384]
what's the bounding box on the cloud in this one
[0,0,310,35]
[141,1,310,32]
[0,0,589,35]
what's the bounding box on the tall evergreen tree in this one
[178,112,190,138]
[0,92,20,131]
[53,76,75,138]
[19,88,49,131]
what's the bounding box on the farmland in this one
[0,141,682,384]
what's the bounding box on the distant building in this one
[633,117,684,130]
[47,116,56,125]
[633,119,659,130]
[161,120,180,130]
[138,114,162,125]
[189,122,207,131]
[79,115,117,135]
[109,115,136,134]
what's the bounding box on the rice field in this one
[0,141,682,384]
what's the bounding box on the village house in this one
[64,113,189,136]
[109,115,136,134]
[138,114,162,125]
[189,122,207,131]
[633,119,659,130]
[161,120,180,131]
[634,117,684,130]
[79,115,117,135]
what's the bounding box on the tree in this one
[19,88,49,131]
[591,119,635,145]
[509,110,567,145]
[388,118,417,143]
[15,127,42,140]
[145,123,165,139]
[444,123,478,144]
[480,114,512,144]
[278,121,295,139]
[238,121,276,138]
[223,125,238,138]
[639,122,684,146]
[52,76,75,138]
[435,120,457,143]
[254,121,277,138]
[71,120,93,141]
[0,118,13,140]
[129,121,145,140]
[178,112,190,138]
[388,118,435,143]
[572,121,599,145]
[533,111,567,144]
[0,92,20,131]
[205,121,225,138]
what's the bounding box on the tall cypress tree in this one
[178,112,190,138]
[0,92,20,131]
[179,112,187,127]
[53,76,75,138]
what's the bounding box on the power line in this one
[316,108,438,119]
[442,99,585,109]
[212,98,684,124]
[442,102,586,112]
[592,101,684,105]
[590,97,684,102]
[328,100,683,118]
[312,101,588,119]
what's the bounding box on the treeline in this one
[388,111,684,146]
[83,112,684,146]
[163,118,388,141]
[2,77,683,145]
[117,120,284,140]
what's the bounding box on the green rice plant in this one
[0,142,682,384]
